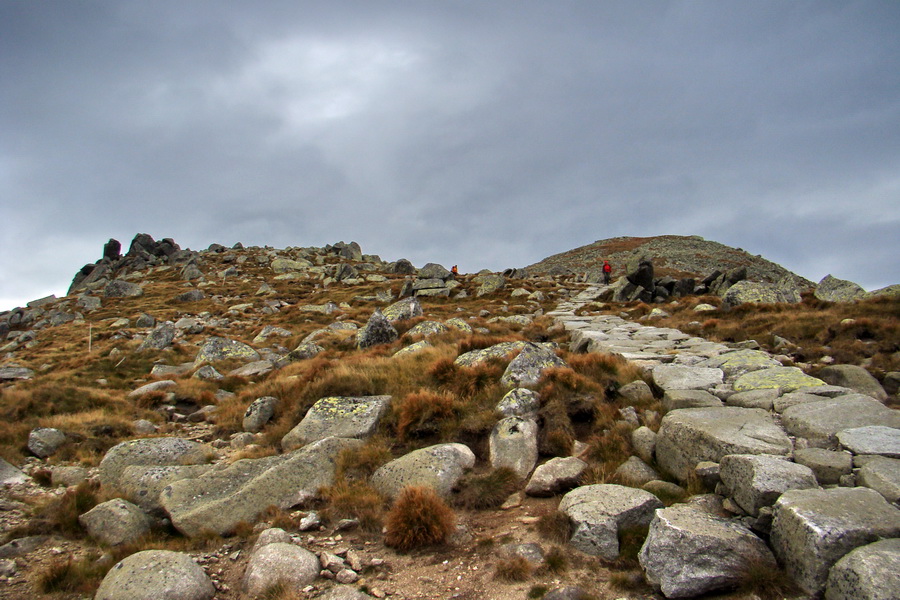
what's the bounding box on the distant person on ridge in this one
[451,265,459,278]
[602,260,612,285]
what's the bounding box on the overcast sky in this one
[2,1,898,311]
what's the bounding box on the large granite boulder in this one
[496,388,541,418]
[499,343,567,388]
[455,341,528,367]
[0,366,34,381]
[95,550,215,600]
[525,457,588,497]
[27,427,67,458]
[651,364,723,391]
[381,297,423,322]
[118,464,214,513]
[815,274,867,303]
[733,366,827,393]
[370,443,475,499]
[161,437,360,537]
[719,454,818,516]
[418,263,451,280]
[816,365,888,402]
[242,542,319,597]
[475,274,506,297]
[104,280,144,298]
[356,309,398,349]
[193,337,260,366]
[406,320,448,337]
[770,487,900,595]
[271,258,312,273]
[639,504,777,599]
[243,396,279,433]
[489,417,539,480]
[99,438,214,491]
[137,322,175,351]
[721,280,800,307]
[655,407,792,482]
[0,458,28,485]
[825,538,900,600]
[780,394,900,447]
[79,499,152,546]
[625,258,654,290]
[281,395,391,451]
[558,484,663,559]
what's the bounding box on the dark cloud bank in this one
[2,1,899,310]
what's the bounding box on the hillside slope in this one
[525,235,813,286]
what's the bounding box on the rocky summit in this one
[0,233,898,600]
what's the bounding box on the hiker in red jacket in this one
[602,260,612,285]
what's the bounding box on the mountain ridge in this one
[524,234,814,287]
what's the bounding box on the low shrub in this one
[384,486,456,551]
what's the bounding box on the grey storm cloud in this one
[1,1,899,310]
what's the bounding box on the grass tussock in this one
[384,486,456,551]
[536,511,572,545]
[609,570,650,593]
[36,555,113,594]
[395,390,457,442]
[493,555,533,582]
[335,438,393,481]
[320,480,387,533]
[541,545,568,574]
[736,556,802,600]
[7,480,102,540]
[452,467,520,510]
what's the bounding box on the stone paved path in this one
[548,285,731,367]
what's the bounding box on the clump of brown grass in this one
[133,389,171,409]
[36,555,111,594]
[429,358,504,399]
[395,390,456,441]
[494,555,533,582]
[457,334,519,355]
[536,511,572,544]
[321,480,387,533]
[453,467,520,510]
[384,486,456,551]
[736,556,802,600]
[9,480,101,539]
[584,421,633,467]
[541,545,568,574]
[609,570,649,593]
[335,438,393,481]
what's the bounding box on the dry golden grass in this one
[647,293,900,378]
[395,390,457,442]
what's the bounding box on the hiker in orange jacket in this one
[451,265,459,278]
[602,260,612,285]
